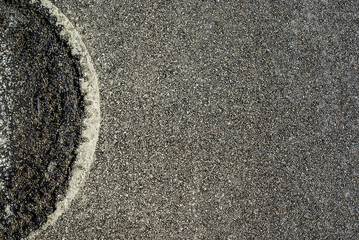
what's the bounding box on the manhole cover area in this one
[0,1,83,238]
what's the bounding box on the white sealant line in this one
[27,0,101,239]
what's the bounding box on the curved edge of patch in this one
[27,0,101,239]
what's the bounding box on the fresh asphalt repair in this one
[0,1,83,238]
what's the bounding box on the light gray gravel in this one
[36,1,359,239]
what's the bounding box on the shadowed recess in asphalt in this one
[0,0,83,238]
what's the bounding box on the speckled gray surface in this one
[36,1,359,239]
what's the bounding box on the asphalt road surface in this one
[29,0,359,239]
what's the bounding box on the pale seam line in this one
[27,0,101,239]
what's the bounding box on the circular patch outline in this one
[24,0,101,238]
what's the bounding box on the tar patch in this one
[0,1,99,239]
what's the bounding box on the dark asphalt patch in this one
[0,1,83,238]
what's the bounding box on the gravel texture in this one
[35,0,359,239]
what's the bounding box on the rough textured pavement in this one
[1,1,85,238]
[37,1,359,239]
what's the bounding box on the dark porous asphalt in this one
[0,1,83,239]
[37,0,359,239]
